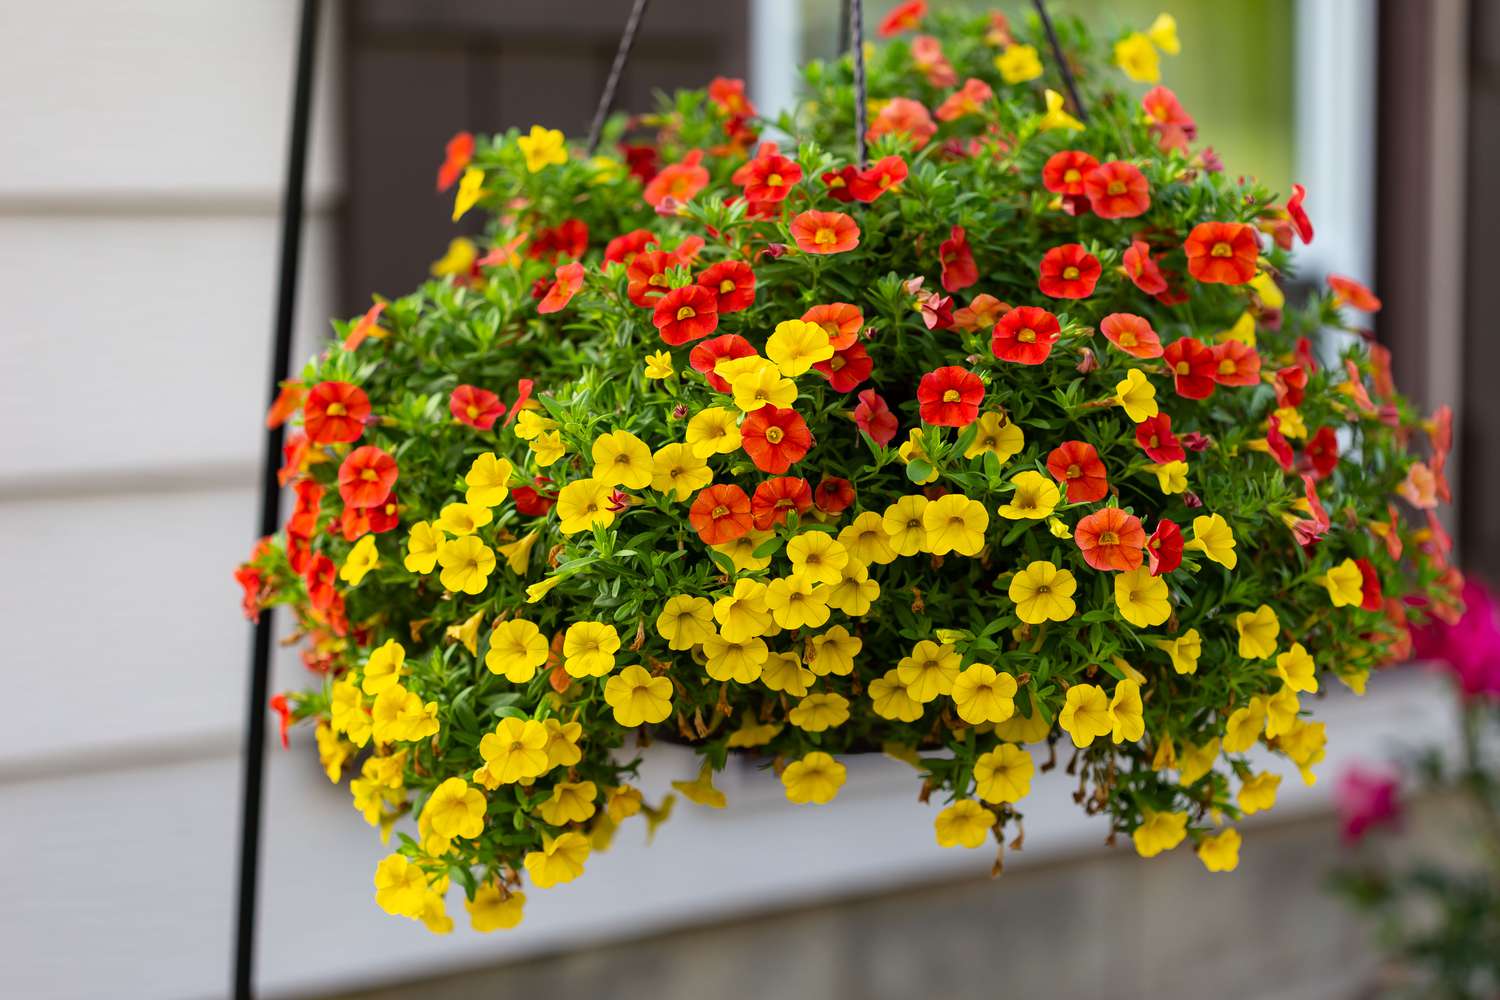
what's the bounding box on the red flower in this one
[821,165,859,202]
[620,143,660,183]
[1274,365,1308,408]
[866,97,937,149]
[1287,183,1314,244]
[1141,86,1196,151]
[503,379,534,428]
[436,131,474,192]
[814,477,855,515]
[741,406,812,473]
[644,150,709,207]
[812,342,873,393]
[1145,519,1184,575]
[1265,413,1295,471]
[652,284,719,345]
[1038,243,1101,299]
[878,0,926,37]
[342,302,388,352]
[341,496,399,541]
[1328,274,1382,312]
[1041,150,1099,198]
[1121,239,1168,295]
[790,210,860,255]
[802,303,863,349]
[304,381,370,445]
[513,479,557,517]
[1162,337,1217,399]
[708,77,756,117]
[690,484,754,545]
[626,250,675,307]
[527,219,589,262]
[1099,313,1163,358]
[605,229,658,266]
[1135,413,1185,463]
[1074,507,1146,572]
[939,225,979,292]
[740,151,803,203]
[1305,426,1339,479]
[917,366,984,427]
[696,260,757,313]
[1355,557,1384,611]
[690,334,757,392]
[936,77,994,122]
[538,260,585,314]
[266,379,306,428]
[1184,222,1259,285]
[917,292,954,330]
[269,693,293,749]
[849,155,909,202]
[338,446,398,509]
[1046,440,1108,503]
[751,477,813,530]
[303,553,337,612]
[287,480,323,540]
[911,35,957,88]
[1211,339,1262,387]
[449,384,506,430]
[991,306,1061,365]
[853,389,898,447]
[1084,161,1150,219]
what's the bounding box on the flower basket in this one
[239,2,1459,934]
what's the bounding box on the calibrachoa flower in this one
[790,210,860,255]
[1042,150,1099,196]
[304,381,370,445]
[740,406,812,473]
[652,285,718,345]
[449,385,505,430]
[1184,222,1259,285]
[1084,161,1150,219]
[1047,440,1109,503]
[916,366,983,427]
[339,446,398,509]
[991,306,1060,365]
[1038,243,1101,298]
[1075,508,1146,572]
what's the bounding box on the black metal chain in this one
[1031,0,1089,124]
[850,0,868,166]
[586,0,652,154]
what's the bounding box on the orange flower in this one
[1328,274,1382,312]
[802,303,863,348]
[1211,339,1261,387]
[1141,86,1196,151]
[643,150,709,207]
[338,445,398,509]
[708,77,756,117]
[266,380,306,429]
[1038,243,1101,299]
[814,476,855,514]
[790,211,860,255]
[1046,440,1108,503]
[1183,222,1259,285]
[696,260,757,313]
[652,285,719,345]
[1084,161,1150,219]
[878,0,926,38]
[538,261,585,314]
[436,131,474,192]
[1074,507,1146,572]
[741,406,812,473]
[449,385,506,430]
[342,301,388,352]
[751,476,812,530]
[304,381,370,445]
[1100,313,1163,358]
[953,294,1010,332]
[1121,239,1168,294]
[917,366,983,427]
[1162,337,1217,399]
[849,155,909,202]
[690,484,753,545]
[866,97,936,149]
[991,306,1060,365]
[1042,150,1099,197]
[936,78,994,122]
[739,150,803,203]
[939,225,978,292]
[625,250,675,307]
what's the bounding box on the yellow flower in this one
[1321,557,1365,608]
[657,594,715,649]
[965,411,1025,462]
[1114,32,1160,83]
[650,442,713,500]
[1039,88,1085,131]
[1273,405,1306,439]
[330,679,372,746]
[974,744,1034,803]
[451,168,485,222]
[712,578,772,643]
[498,530,539,576]
[1132,809,1188,858]
[1010,560,1077,624]
[530,430,567,467]
[374,854,429,918]
[896,640,962,703]
[729,360,797,412]
[542,719,583,770]
[437,535,495,595]
[1223,696,1268,752]
[1188,513,1237,568]
[603,665,674,726]
[361,638,406,695]
[1154,629,1202,675]
[437,501,493,537]
[339,534,379,586]
[422,777,487,840]
[562,620,620,678]
[784,532,846,586]
[1059,683,1112,748]
[485,619,549,682]
[1197,828,1241,873]
[869,669,924,722]
[537,780,598,826]
[825,558,881,617]
[315,721,353,782]
[808,625,862,676]
[464,454,513,507]
[1236,604,1280,659]
[513,408,556,441]
[475,717,550,787]
[556,478,616,535]
[1046,516,1071,539]
[766,319,833,376]
[591,429,653,489]
[685,405,743,457]
[404,521,443,574]
[371,684,439,743]
[1147,12,1180,55]
[1109,679,1146,743]
[882,494,930,556]
[701,632,768,683]
[951,663,1017,725]
[923,493,991,557]
[1115,567,1171,627]
[1238,772,1281,815]
[789,692,851,732]
[671,763,727,808]
[995,43,1043,84]
[997,470,1060,520]
[467,883,525,933]
[1116,368,1159,423]
[1218,310,1257,346]
[431,237,477,278]
[1280,718,1327,785]
[524,831,590,889]
[781,751,846,804]
[1275,642,1318,693]
[838,511,898,565]
[516,124,568,173]
[713,529,774,572]
[727,714,784,748]
[644,350,675,380]
[1146,460,1188,495]
[1249,271,1284,311]
[526,575,562,604]
[1178,737,1220,785]
[994,708,1051,744]
[446,610,484,656]
[1265,684,1300,739]
[934,799,997,849]
[761,651,814,696]
[765,573,831,630]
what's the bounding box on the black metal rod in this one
[234,0,320,995]
[1031,0,1088,124]
[837,0,851,55]
[850,0,867,166]
[586,0,651,154]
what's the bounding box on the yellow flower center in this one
[676,306,697,321]
[1019,328,1037,343]
[1211,241,1233,258]
[719,278,736,293]
[1100,530,1119,545]
[466,405,480,418]
[711,504,728,518]
[830,356,845,371]
[815,227,837,245]
[765,426,784,444]
[1175,361,1191,375]
[1107,180,1126,195]
[1066,464,1081,478]
[649,273,670,287]
[767,172,783,187]
[361,468,379,482]
[326,402,346,416]
[1063,266,1080,280]
[1218,359,1237,375]
[1063,168,1081,183]
[942,389,961,403]
[1119,331,1137,346]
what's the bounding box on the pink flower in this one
[1335,765,1401,843]
[1411,578,1500,699]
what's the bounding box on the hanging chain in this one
[1031,0,1088,123]
[586,0,652,154]
[850,0,868,166]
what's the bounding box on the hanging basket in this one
[238,1,1458,934]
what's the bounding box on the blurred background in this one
[1,1,1496,997]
